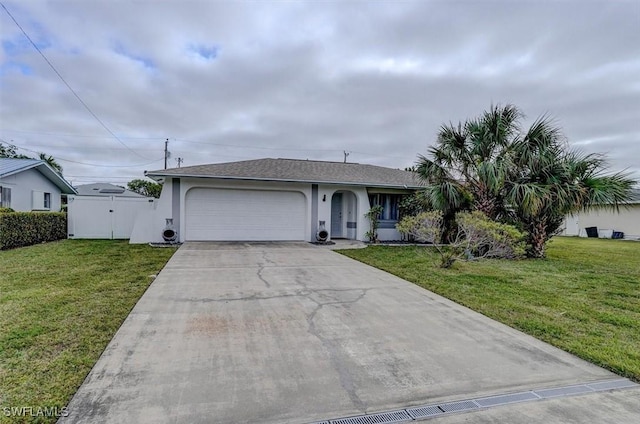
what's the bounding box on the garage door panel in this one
[185,188,306,241]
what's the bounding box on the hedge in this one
[0,212,67,250]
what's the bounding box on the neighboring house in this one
[68,183,154,239]
[563,188,640,240]
[74,183,147,198]
[0,158,76,212]
[130,158,424,243]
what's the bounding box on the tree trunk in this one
[527,220,548,258]
[474,192,499,220]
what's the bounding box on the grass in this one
[0,240,176,423]
[338,237,640,381]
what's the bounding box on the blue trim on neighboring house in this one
[378,220,398,229]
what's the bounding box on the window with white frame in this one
[0,186,11,208]
[32,190,52,210]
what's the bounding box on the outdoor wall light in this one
[322,194,326,201]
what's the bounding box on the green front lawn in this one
[338,237,640,381]
[0,240,176,423]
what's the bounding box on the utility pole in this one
[164,138,169,169]
[176,157,183,168]
[343,150,350,163]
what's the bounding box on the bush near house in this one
[0,212,67,250]
[396,210,525,268]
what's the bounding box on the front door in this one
[331,193,343,238]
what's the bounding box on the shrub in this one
[398,191,431,218]
[364,205,384,242]
[396,210,524,268]
[0,212,67,250]
[396,211,442,244]
[0,207,15,213]
[456,211,526,259]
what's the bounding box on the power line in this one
[173,138,341,153]
[0,128,164,140]
[56,156,164,168]
[2,128,411,160]
[0,141,160,152]
[0,2,148,159]
[5,141,163,168]
[173,138,410,160]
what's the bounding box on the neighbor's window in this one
[31,190,51,210]
[0,186,11,208]
[368,193,401,221]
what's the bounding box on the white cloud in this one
[0,0,638,185]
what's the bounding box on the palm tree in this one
[418,104,522,219]
[504,117,634,257]
[38,153,63,174]
[416,104,521,240]
[417,105,637,257]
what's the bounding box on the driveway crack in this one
[175,291,310,303]
[256,251,274,288]
[305,287,371,413]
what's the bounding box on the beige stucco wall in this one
[563,205,640,240]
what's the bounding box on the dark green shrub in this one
[0,212,67,250]
[398,191,431,218]
[0,207,15,213]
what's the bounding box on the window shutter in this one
[32,190,45,210]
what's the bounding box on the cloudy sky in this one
[1,0,638,186]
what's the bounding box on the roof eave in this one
[0,161,76,194]
[144,172,423,190]
[36,164,77,194]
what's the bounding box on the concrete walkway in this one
[61,242,639,423]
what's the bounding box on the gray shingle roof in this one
[0,158,76,194]
[146,158,424,188]
[0,158,42,176]
[74,183,147,198]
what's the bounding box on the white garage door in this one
[185,188,307,241]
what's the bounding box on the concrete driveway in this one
[61,242,638,423]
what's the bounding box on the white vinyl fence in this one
[67,195,155,239]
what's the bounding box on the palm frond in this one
[507,182,550,217]
[416,155,451,183]
[581,172,636,212]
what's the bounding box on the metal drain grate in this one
[406,405,444,419]
[438,400,479,413]
[587,379,639,391]
[475,391,540,407]
[534,384,594,399]
[310,378,639,424]
[329,410,412,424]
